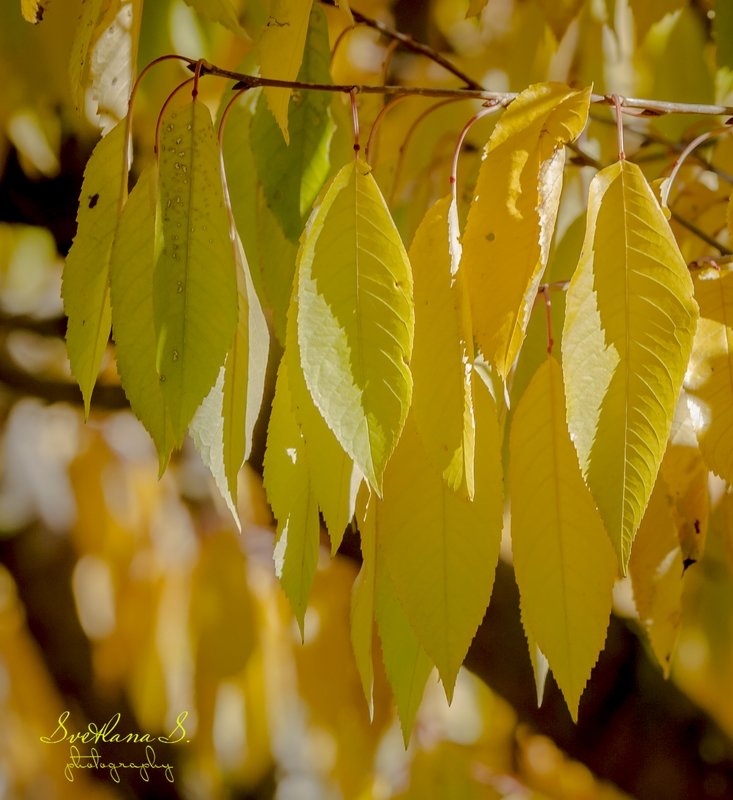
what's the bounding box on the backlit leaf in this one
[263,360,320,630]
[351,488,376,715]
[562,159,698,570]
[109,164,175,469]
[69,0,142,132]
[297,158,413,492]
[63,119,126,417]
[379,374,503,698]
[510,357,615,720]
[630,0,685,40]
[661,444,709,566]
[685,268,733,483]
[251,4,335,242]
[259,0,314,143]
[409,195,475,497]
[286,296,360,553]
[462,83,590,378]
[375,551,432,744]
[629,474,684,676]
[466,0,488,17]
[154,98,238,446]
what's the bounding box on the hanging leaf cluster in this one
[59,0,733,737]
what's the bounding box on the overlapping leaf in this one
[182,0,246,35]
[409,195,475,496]
[154,98,238,446]
[258,0,314,142]
[63,119,126,416]
[510,357,615,720]
[462,82,590,377]
[379,373,503,698]
[297,158,413,492]
[109,164,175,469]
[21,0,51,23]
[286,296,360,553]
[251,5,335,242]
[684,268,733,483]
[563,159,698,570]
[629,474,685,676]
[263,361,320,631]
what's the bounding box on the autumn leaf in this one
[563,159,698,570]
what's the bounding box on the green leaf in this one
[251,4,335,242]
[154,98,238,446]
[409,195,475,497]
[63,119,126,417]
[462,83,591,378]
[379,374,503,698]
[562,159,698,570]
[297,158,414,492]
[263,360,320,631]
[258,0,314,142]
[510,357,615,720]
[109,164,175,469]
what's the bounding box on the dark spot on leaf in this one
[266,17,290,27]
[694,519,700,534]
[35,4,45,23]
[88,193,99,209]
[683,557,696,572]
[486,232,495,242]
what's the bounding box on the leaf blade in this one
[562,160,698,570]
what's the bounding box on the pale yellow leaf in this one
[297,158,413,492]
[259,0,315,143]
[562,159,698,571]
[462,83,591,378]
[109,164,175,470]
[510,357,615,720]
[536,0,584,40]
[685,268,733,484]
[286,296,361,553]
[63,120,126,416]
[629,474,685,676]
[379,374,503,698]
[154,99,238,445]
[409,195,475,496]
[263,361,320,631]
[21,0,51,23]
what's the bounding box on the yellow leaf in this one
[69,0,142,132]
[182,0,247,35]
[510,357,616,720]
[351,487,376,716]
[462,82,591,378]
[63,120,126,417]
[154,98,238,446]
[190,235,270,527]
[21,0,51,23]
[374,563,432,744]
[263,360,320,631]
[562,159,698,571]
[629,474,684,676]
[409,195,475,496]
[109,164,175,470]
[297,158,413,492]
[685,269,733,483]
[286,297,361,553]
[661,444,709,566]
[536,0,584,40]
[630,0,685,40]
[378,373,503,698]
[466,0,488,16]
[259,0,315,143]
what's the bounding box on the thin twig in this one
[670,210,733,255]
